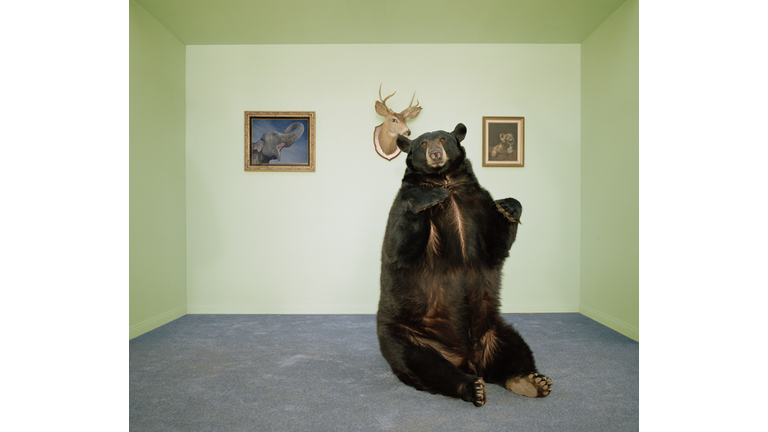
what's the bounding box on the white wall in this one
[185,44,581,313]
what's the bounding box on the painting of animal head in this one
[482,117,524,167]
[250,120,307,164]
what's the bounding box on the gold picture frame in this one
[244,111,315,172]
[482,116,524,167]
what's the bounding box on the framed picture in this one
[482,116,524,167]
[244,111,315,172]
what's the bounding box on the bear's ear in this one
[396,134,412,153]
[452,123,467,142]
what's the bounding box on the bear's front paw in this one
[506,373,552,398]
[462,377,486,407]
[405,187,450,213]
[495,198,522,224]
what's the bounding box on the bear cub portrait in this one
[377,123,552,407]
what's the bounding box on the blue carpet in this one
[130,313,638,431]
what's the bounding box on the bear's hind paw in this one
[506,373,552,398]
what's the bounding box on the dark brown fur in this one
[376,123,551,406]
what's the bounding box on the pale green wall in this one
[129,0,187,338]
[580,0,639,340]
[185,44,582,314]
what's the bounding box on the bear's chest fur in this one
[390,173,500,336]
[416,174,490,266]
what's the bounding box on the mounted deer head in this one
[374,84,422,161]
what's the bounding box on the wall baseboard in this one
[501,304,579,314]
[579,304,638,341]
[186,303,580,315]
[130,305,187,339]
[186,304,375,315]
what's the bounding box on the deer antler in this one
[378,83,397,109]
[407,91,420,110]
[400,90,422,120]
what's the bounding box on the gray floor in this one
[130,313,638,431]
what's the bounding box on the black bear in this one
[376,123,551,407]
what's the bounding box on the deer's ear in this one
[452,123,467,142]
[396,134,412,153]
[401,106,422,120]
[375,101,391,117]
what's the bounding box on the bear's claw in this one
[469,377,486,407]
[495,198,522,224]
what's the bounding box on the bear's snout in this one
[425,139,448,168]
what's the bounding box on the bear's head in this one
[396,123,467,174]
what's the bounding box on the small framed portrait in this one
[482,116,524,167]
[244,111,315,172]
